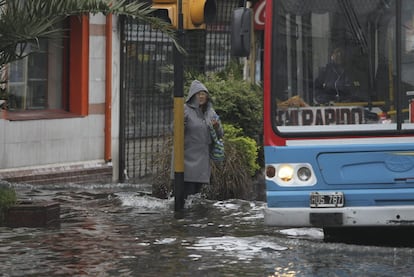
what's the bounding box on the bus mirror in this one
[231,7,252,57]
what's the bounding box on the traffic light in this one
[182,0,216,29]
[151,0,178,28]
[151,0,216,30]
[231,7,252,57]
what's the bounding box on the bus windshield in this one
[271,0,414,134]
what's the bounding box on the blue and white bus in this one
[244,0,414,239]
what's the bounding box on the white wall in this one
[0,116,105,169]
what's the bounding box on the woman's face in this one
[197,91,208,106]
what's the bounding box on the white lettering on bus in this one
[276,107,364,126]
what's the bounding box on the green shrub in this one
[0,186,17,223]
[207,124,259,200]
[223,124,259,176]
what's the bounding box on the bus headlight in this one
[297,166,312,181]
[265,163,317,187]
[278,164,294,182]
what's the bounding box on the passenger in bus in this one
[180,80,223,204]
[315,47,358,104]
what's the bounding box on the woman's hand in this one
[211,115,220,128]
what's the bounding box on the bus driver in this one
[314,48,359,104]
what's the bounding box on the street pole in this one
[174,0,185,211]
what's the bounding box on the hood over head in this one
[186,80,209,106]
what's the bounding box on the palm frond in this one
[0,0,183,67]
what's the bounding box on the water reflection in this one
[1,183,414,277]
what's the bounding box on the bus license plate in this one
[310,192,344,208]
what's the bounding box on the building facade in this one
[0,14,119,184]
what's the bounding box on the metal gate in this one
[119,1,239,183]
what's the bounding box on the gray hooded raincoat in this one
[183,80,223,183]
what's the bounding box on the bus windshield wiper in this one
[338,0,368,54]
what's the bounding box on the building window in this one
[7,37,65,110]
[2,15,89,119]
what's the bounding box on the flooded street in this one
[1,183,414,276]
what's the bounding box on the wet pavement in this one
[1,183,414,276]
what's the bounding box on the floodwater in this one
[1,183,414,277]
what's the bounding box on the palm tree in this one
[0,0,178,67]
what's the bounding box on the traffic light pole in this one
[173,0,185,212]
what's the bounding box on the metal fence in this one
[119,0,240,182]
